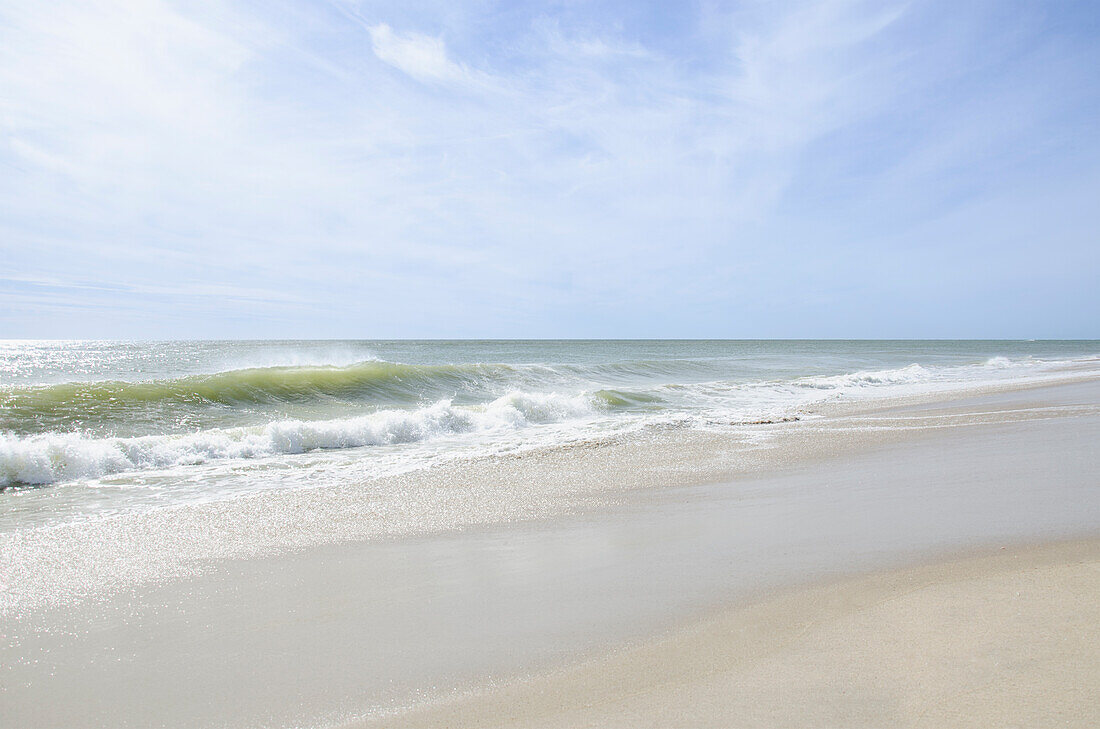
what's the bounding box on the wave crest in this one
[0,390,602,487]
[0,360,544,432]
[796,363,930,389]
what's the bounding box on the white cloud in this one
[368,23,470,84]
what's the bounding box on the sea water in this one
[1,339,1097,525]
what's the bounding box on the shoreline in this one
[2,377,1098,728]
[360,537,1100,728]
[4,375,1097,618]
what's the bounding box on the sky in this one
[1,0,1098,339]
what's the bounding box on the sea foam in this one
[0,391,600,487]
[2,351,1094,490]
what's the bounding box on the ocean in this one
[2,339,1098,528]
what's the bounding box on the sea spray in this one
[0,390,604,486]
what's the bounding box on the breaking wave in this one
[2,360,517,406]
[2,352,1092,489]
[0,360,561,432]
[0,390,600,487]
[796,363,931,389]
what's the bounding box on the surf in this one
[0,360,545,433]
[0,390,607,487]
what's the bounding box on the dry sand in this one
[364,538,1100,729]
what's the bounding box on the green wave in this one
[0,361,525,432]
[0,358,686,436]
[590,388,665,410]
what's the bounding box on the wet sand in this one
[2,380,1099,728]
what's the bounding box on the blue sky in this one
[1,0,1098,338]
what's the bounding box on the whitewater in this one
[2,340,1098,521]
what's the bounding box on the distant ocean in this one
[2,340,1097,525]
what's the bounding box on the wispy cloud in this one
[1,0,1097,337]
[368,23,472,84]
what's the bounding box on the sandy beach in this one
[365,538,1100,729]
[3,376,1099,728]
